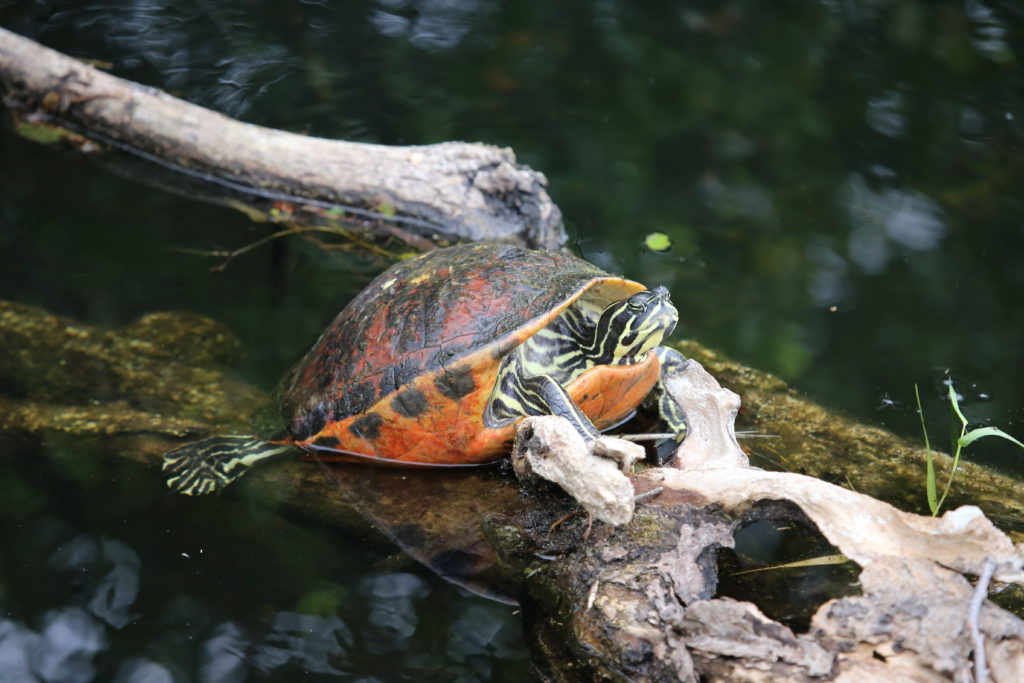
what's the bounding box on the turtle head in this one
[596,286,678,363]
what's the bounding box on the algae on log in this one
[0,28,566,252]
[2,300,1024,681]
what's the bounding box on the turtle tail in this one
[162,436,292,495]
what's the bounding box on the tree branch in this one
[0,27,566,251]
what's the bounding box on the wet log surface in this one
[3,299,1023,681]
[0,28,566,252]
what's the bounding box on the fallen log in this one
[0,28,566,252]
[512,362,1024,681]
[2,300,1022,681]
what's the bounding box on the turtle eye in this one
[626,299,645,314]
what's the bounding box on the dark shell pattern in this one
[281,243,610,441]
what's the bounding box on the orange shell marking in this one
[296,349,660,465]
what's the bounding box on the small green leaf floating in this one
[644,232,673,253]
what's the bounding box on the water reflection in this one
[51,535,141,629]
[22,0,300,118]
[843,173,946,274]
[113,659,175,683]
[699,176,774,222]
[807,239,849,306]
[865,91,905,138]
[446,603,523,678]
[959,106,986,139]
[1,532,137,682]
[966,0,1011,61]
[360,572,430,654]
[253,611,353,675]
[200,622,248,682]
[0,444,531,681]
[1,528,525,681]
[369,0,494,51]
[0,608,105,683]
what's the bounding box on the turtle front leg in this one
[512,372,601,441]
[651,346,690,464]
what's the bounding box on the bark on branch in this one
[0,28,566,251]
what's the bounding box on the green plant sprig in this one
[917,381,1024,516]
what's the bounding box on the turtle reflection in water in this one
[163,243,689,495]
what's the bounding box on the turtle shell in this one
[280,242,660,464]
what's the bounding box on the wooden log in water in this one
[0,27,566,252]
[2,301,1022,681]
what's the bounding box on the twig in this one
[618,433,674,441]
[617,431,776,442]
[548,509,584,534]
[175,223,398,272]
[968,556,996,683]
[633,486,664,503]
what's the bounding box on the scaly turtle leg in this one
[507,372,601,441]
[651,346,690,464]
[162,436,292,495]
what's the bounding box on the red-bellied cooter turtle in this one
[163,242,689,494]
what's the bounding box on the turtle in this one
[163,242,689,495]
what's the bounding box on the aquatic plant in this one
[917,381,1024,516]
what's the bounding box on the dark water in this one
[2,1,1023,680]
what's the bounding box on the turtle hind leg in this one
[652,346,690,464]
[162,436,291,495]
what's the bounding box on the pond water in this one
[2,0,1023,680]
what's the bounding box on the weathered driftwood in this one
[515,361,1024,681]
[0,28,566,252]
[3,300,1023,681]
[510,417,645,525]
